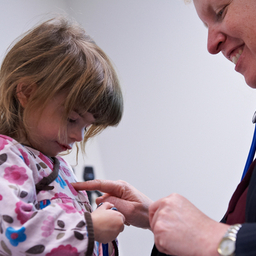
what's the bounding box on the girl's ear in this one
[16,83,37,108]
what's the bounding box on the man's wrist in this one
[217,224,242,256]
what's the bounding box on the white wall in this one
[1,1,256,256]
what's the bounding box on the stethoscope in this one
[241,112,256,180]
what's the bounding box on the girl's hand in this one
[149,193,229,256]
[73,180,153,229]
[91,202,125,244]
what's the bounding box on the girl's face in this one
[25,93,95,157]
[194,0,256,88]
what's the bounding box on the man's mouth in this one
[231,49,243,65]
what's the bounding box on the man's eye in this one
[68,118,76,123]
[217,9,223,17]
[216,6,227,19]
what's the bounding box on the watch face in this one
[218,238,235,256]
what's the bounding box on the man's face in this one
[194,0,256,88]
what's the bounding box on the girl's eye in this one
[68,118,77,123]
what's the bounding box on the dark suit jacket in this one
[151,162,256,256]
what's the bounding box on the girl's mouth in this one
[57,142,71,151]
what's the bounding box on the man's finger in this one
[72,179,103,191]
[72,179,125,198]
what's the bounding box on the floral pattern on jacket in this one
[0,135,103,256]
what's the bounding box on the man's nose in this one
[207,26,226,55]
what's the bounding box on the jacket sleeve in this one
[0,141,96,255]
[151,244,172,256]
[236,223,256,255]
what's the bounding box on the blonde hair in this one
[0,16,123,152]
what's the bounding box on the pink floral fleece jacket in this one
[0,135,114,256]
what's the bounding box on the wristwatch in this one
[217,224,242,256]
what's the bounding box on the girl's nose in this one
[69,128,85,142]
[207,26,226,55]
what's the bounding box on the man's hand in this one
[149,193,229,256]
[73,180,153,229]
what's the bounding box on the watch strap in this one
[224,224,242,239]
[218,224,242,256]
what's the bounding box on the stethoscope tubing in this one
[241,115,256,180]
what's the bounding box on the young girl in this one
[0,16,124,256]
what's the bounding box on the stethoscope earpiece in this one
[252,111,256,124]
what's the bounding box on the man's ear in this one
[16,83,37,108]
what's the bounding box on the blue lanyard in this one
[241,112,256,180]
[102,243,109,256]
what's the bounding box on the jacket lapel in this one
[246,162,256,222]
